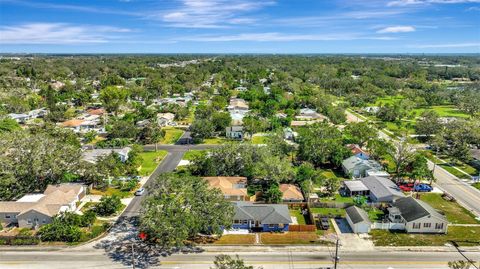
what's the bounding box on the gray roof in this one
[81,147,131,163]
[344,180,369,192]
[346,206,371,224]
[342,156,383,174]
[392,196,446,222]
[360,176,405,201]
[232,202,292,224]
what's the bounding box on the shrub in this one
[93,195,122,216]
[120,179,138,192]
[37,217,83,243]
[18,228,32,236]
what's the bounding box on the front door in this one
[255,221,260,227]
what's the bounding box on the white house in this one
[157,113,175,126]
[388,197,448,234]
[345,206,372,233]
[226,126,244,139]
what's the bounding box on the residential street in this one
[345,110,480,218]
[1,248,479,269]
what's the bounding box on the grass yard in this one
[251,135,268,144]
[473,182,480,191]
[182,150,207,161]
[319,194,354,203]
[138,150,168,176]
[310,207,346,217]
[290,209,307,225]
[420,193,480,224]
[213,234,255,245]
[159,127,184,144]
[370,226,480,247]
[365,207,385,222]
[372,95,404,106]
[90,187,133,198]
[260,232,320,244]
[410,105,470,119]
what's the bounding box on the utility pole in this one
[131,242,135,269]
[334,238,339,269]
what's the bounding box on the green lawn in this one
[473,182,480,191]
[370,226,480,246]
[290,209,307,225]
[365,207,385,222]
[372,95,404,106]
[420,193,480,224]
[319,194,354,203]
[182,150,207,161]
[410,105,470,119]
[89,187,133,199]
[310,207,346,217]
[138,150,168,176]
[251,135,268,144]
[160,127,184,144]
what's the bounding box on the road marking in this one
[159,260,449,265]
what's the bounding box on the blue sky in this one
[0,0,479,53]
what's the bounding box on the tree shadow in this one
[94,216,204,268]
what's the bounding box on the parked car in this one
[399,185,413,192]
[414,184,433,192]
[319,218,330,230]
[135,188,145,196]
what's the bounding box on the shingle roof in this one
[0,184,83,217]
[392,196,446,222]
[203,177,248,197]
[346,206,371,224]
[233,202,291,224]
[342,156,382,173]
[360,176,405,201]
[279,184,304,201]
[344,180,369,192]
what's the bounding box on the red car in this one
[399,185,413,192]
[398,182,414,192]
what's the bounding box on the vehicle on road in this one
[135,188,145,196]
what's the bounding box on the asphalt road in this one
[1,249,479,269]
[428,160,480,217]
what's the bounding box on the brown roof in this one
[347,144,368,155]
[44,184,83,196]
[0,184,83,217]
[62,119,85,127]
[87,108,105,115]
[203,177,248,197]
[279,184,304,201]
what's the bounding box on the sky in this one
[0,0,479,53]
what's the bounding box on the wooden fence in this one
[288,225,316,232]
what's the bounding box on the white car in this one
[134,188,145,196]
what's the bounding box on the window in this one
[435,223,444,229]
[243,220,248,224]
[268,224,276,228]
[27,219,32,224]
[423,223,431,228]
[234,220,239,224]
[412,223,421,229]
[5,215,10,219]
[42,219,46,224]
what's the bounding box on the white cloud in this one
[0,23,131,44]
[377,26,416,33]
[408,42,480,48]
[387,0,480,6]
[149,0,274,28]
[178,32,396,42]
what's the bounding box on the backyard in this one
[290,209,308,225]
[370,226,480,247]
[310,207,346,218]
[138,150,168,176]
